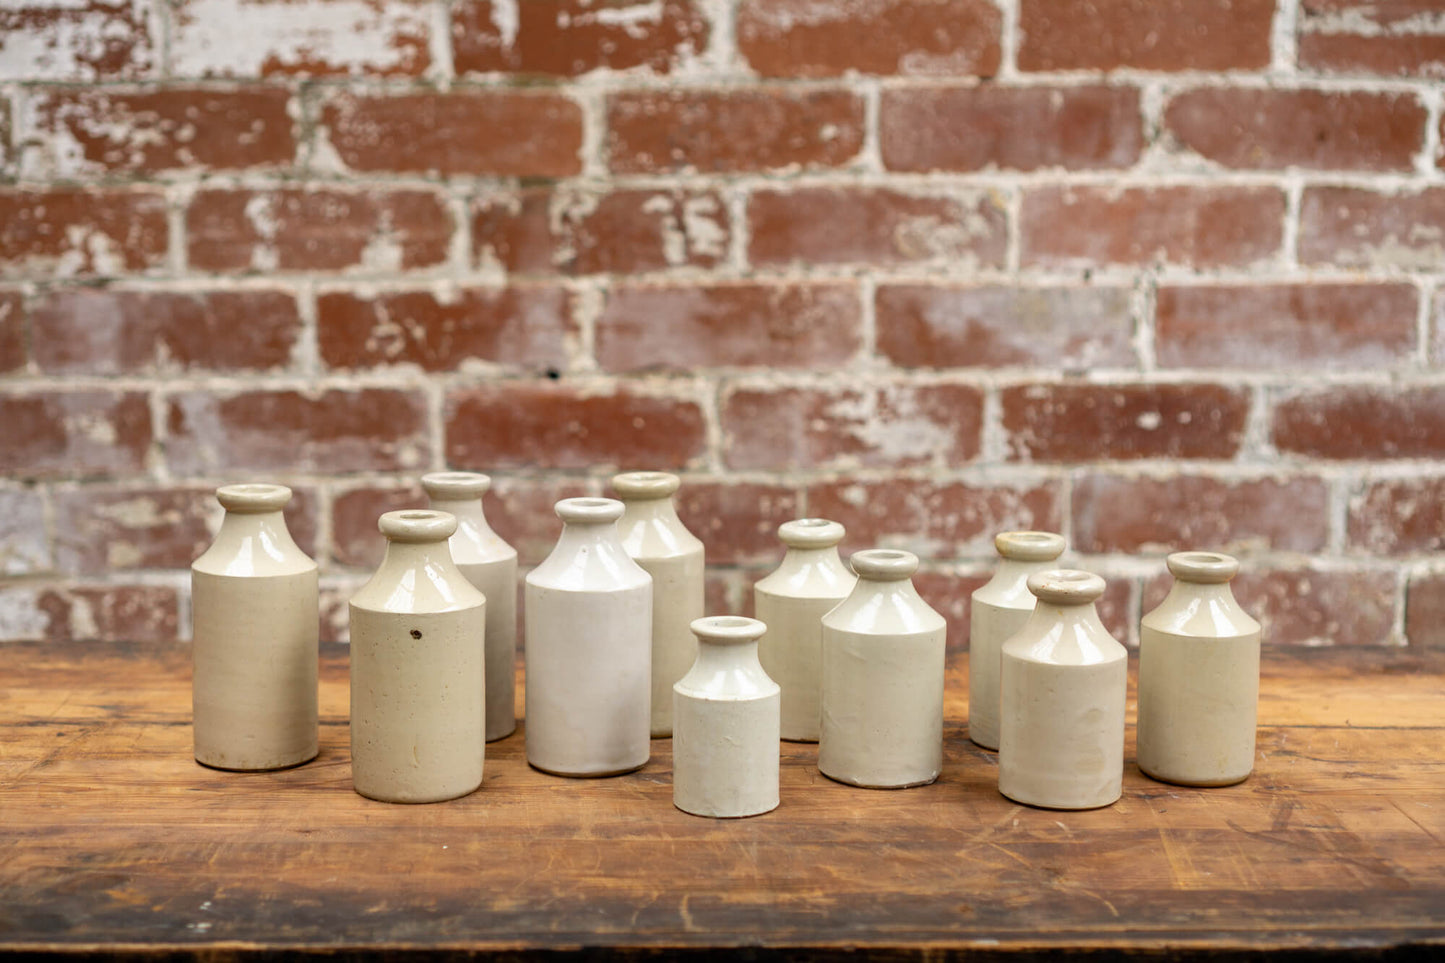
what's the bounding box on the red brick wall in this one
[2,0,1443,650]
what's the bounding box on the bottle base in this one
[1140,765,1251,788]
[353,781,483,804]
[528,759,647,778]
[674,798,779,819]
[780,735,819,744]
[194,748,318,773]
[820,768,939,790]
[999,785,1121,811]
[968,733,999,752]
[485,722,518,743]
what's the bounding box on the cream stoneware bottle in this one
[1138,551,1261,787]
[423,471,518,743]
[349,510,487,804]
[999,570,1127,810]
[673,616,780,818]
[755,518,856,742]
[819,549,947,789]
[192,483,318,771]
[526,497,653,777]
[613,471,704,738]
[969,531,1066,751]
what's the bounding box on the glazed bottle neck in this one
[377,539,465,580]
[427,495,492,533]
[695,638,763,673]
[217,509,303,562]
[784,545,845,570]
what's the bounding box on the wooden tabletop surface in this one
[2,640,1442,960]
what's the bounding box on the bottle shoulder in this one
[528,531,651,592]
[756,553,855,599]
[824,583,946,636]
[193,516,316,578]
[1142,585,1260,639]
[618,514,705,561]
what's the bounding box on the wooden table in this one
[2,641,1442,959]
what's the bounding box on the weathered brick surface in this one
[0,190,168,279]
[1299,0,1445,78]
[1349,478,1445,556]
[0,489,49,576]
[0,584,180,643]
[1273,387,1445,460]
[1406,572,1445,648]
[1,390,153,479]
[1019,0,1274,71]
[330,483,423,569]
[1300,187,1445,269]
[0,291,25,373]
[675,481,802,567]
[0,1,156,80]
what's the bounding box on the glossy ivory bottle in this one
[192,483,318,771]
[819,550,947,789]
[1138,551,1261,787]
[969,531,1067,751]
[349,510,486,804]
[526,497,653,777]
[422,471,518,743]
[999,570,1127,810]
[755,518,856,742]
[612,471,705,738]
[673,616,780,818]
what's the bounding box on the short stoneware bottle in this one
[969,531,1067,751]
[191,483,318,772]
[526,497,653,777]
[755,518,856,742]
[612,471,705,738]
[349,510,487,804]
[422,471,518,743]
[999,570,1127,811]
[673,616,780,818]
[819,550,947,789]
[1138,551,1261,787]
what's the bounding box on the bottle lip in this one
[422,471,490,499]
[690,615,766,645]
[996,530,1066,562]
[779,517,845,549]
[1027,568,1106,606]
[216,483,292,514]
[1167,551,1239,584]
[611,470,680,500]
[850,548,919,581]
[379,509,457,543]
[555,496,625,525]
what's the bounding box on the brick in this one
[0,1,155,80]
[331,483,423,569]
[748,188,1006,269]
[321,91,582,176]
[445,384,706,471]
[1300,187,1445,269]
[1002,383,1249,462]
[1094,577,1139,648]
[881,86,1142,173]
[0,489,49,576]
[875,284,1134,369]
[1273,386,1445,460]
[1073,474,1330,555]
[487,476,597,566]
[674,481,802,566]
[317,287,572,372]
[1021,186,1284,269]
[31,288,299,374]
[0,189,167,279]
[1019,0,1273,71]
[722,383,984,471]
[595,283,861,372]
[1299,0,1445,78]
[0,291,23,373]
[737,0,1000,78]
[0,583,179,643]
[911,572,989,652]
[1349,477,1445,556]
[607,89,864,174]
[0,390,152,479]
[1156,283,1417,370]
[187,188,452,273]
[165,388,430,475]
[1406,571,1445,648]
[1164,89,1426,172]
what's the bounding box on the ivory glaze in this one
[349,510,487,803]
[1138,552,1261,787]
[192,483,318,771]
[525,498,653,777]
[755,518,856,742]
[999,570,1127,810]
[819,550,947,789]
[613,471,705,738]
[673,616,780,818]
[423,471,518,743]
[969,531,1066,751]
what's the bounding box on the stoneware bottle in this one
[192,483,318,771]
[755,518,856,742]
[422,471,518,743]
[612,471,705,738]
[969,531,1067,751]
[525,497,653,777]
[349,510,487,804]
[999,570,1127,811]
[1138,551,1261,787]
[673,616,780,818]
[819,550,947,789]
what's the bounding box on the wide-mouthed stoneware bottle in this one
[613,471,704,738]
[999,570,1127,810]
[423,471,517,743]
[755,518,856,742]
[1138,551,1261,787]
[969,531,1066,751]
[192,483,318,772]
[526,497,653,777]
[673,616,780,818]
[349,510,486,804]
[820,549,947,789]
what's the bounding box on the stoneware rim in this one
[421,471,490,499]
[995,530,1066,562]
[778,517,845,549]
[690,615,767,645]
[216,483,292,514]
[850,548,919,581]
[1167,551,1240,584]
[555,496,625,524]
[611,471,681,499]
[378,509,458,543]
[1027,568,1106,606]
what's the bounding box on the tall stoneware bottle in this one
[1138,551,1261,787]
[673,616,780,818]
[999,570,1127,810]
[526,497,653,777]
[192,483,318,771]
[349,510,486,803]
[969,531,1066,751]
[755,518,856,742]
[612,471,704,738]
[819,550,947,789]
[422,471,517,743]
